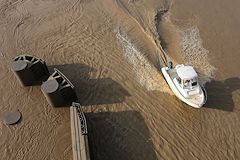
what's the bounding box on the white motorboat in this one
[161,62,207,108]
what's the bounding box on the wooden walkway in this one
[70,102,90,160]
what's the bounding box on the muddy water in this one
[0,0,240,159]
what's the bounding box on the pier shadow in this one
[204,77,240,112]
[86,111,158,160]
[49,64,130,106]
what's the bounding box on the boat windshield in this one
[192,78,198,86]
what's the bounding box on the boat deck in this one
[167,68,178,79]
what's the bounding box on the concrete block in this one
[41,68,77,107]
[11,55,50,86]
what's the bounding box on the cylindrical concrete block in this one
[41,79,66,107]
[12,55,50,86]
[11,60,35,86]
[29,61,50,81]
[2,110,22,125]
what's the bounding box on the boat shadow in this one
[49,63,130,106]
[204,77,240,112]
[86,111,158,160]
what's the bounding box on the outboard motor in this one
[168,61,173,69]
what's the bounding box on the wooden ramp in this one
[70,102,90,160]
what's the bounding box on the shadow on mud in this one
[205,77,240,112]
[49,63,130,106]
[86,111,158,160]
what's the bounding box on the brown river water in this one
[0,0,240,159]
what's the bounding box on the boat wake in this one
[179,26,216,86]
[116,27,171,93]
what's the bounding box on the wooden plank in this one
[70,103,90,160]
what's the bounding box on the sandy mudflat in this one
[0,0,240,159]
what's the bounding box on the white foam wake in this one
[179,26,216,85]
[116,27,171,93]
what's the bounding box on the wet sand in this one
[0,0,240,159]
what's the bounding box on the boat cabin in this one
[176,65,198,89]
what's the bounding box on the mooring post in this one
[11,55,50,86]
[11,60,35,86]
[41,68,77,107]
